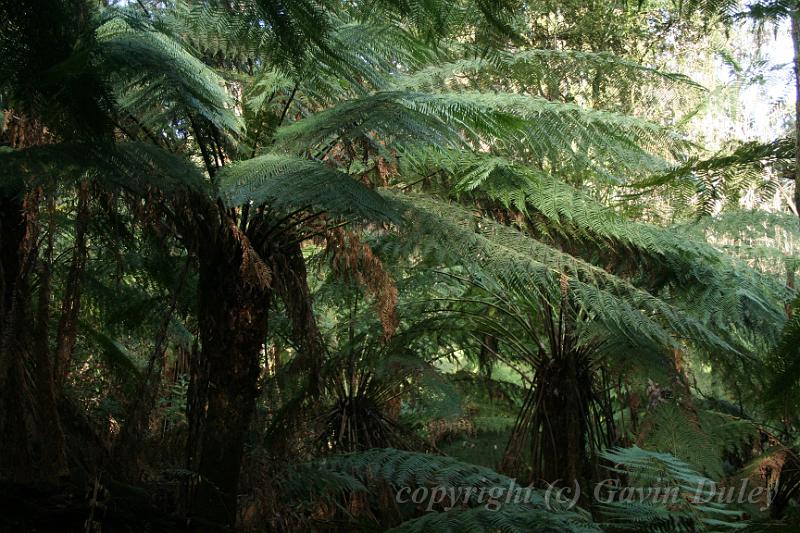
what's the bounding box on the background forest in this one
[1,0,799,531]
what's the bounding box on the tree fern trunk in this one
[0,114,67,483]
[272,240,325,394]
[532,352,593,488]
[0,191,36,481]
[502,350,595,493]
[186,224,270,529]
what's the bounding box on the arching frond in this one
[97,15,241,132]
[0,142,209,195]
[216,153,402,222]
[387,193,743,359]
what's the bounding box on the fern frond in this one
[398,47,704,120]
[640,403,757,480]
[82,322,142,385]
[394,91,678,177]
[762,298,800,419]
[686,210,800,275]
[0,142,208,195]
[273,89,680,185]
[97,15,240,133]
[388,504,601,533]
[216,154,401,222]
[389,192,740,357]
[319,447,520,492]
[599,446,748,531]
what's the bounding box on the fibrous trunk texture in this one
[0,113,67,483]
[186,221,270,529]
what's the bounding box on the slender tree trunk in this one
[478,334,498,381]
[272,240,326,394]
[54,179,90,385]
[186,222,271,530]
[116,256,190,481]
[32,194,68,480]
[792,8,800,218]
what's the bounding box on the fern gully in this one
[0,0,797,532]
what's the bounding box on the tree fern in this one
[388,192,773,358]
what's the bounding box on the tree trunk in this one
[54,179,90,385]
[502,294,596,492]
[534,353,593,486]
[0,191,36,481]
[478,334,498,381]
[272,240,326,395]
[792,8,800,218]
[115,256,190,481]
[186,224,271,530]
[0,113,67,483]
[31,194,68,480]
[501,349,595,492]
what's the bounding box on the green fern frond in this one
[97,15,240,133]
[640,403,757,480]
[82,322,142,385]
[0,142,208,195]
[319,447,522,495]
[599,446,748,531]
[398,48,704,117]
[274,88,680,184]
[389,192,741,357]
[216,153,401,222]
[395,91,678,176]
[388,504,601,533]
[762,298,800,419]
